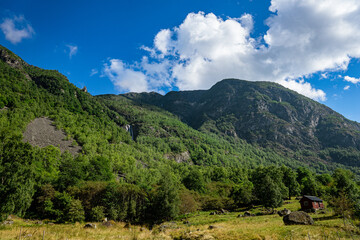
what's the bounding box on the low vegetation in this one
[1,198,359,239]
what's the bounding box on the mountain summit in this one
[122,79,360,168]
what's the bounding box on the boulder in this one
[102,221,113,227]
[244,211,252,217]
[278,208,291,217]
[208,225,218,230]
[283,211,314,225]
[84,223,97,229]
[220,208,229,214]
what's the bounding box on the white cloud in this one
[66,44,78,59]
[104,0,360,101]
[278,79,327,101]
[90,68,98,76]
[103,59,149,92]
[344,76,360,84]
[0,15,34,44]
[344,85,350,90]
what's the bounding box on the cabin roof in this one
[301,195,323,202]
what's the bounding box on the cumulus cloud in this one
[344,76,360,84]
[344,85,350,90]
[66,44,78,59]
[103,59,149,92]
[0,15,34,44]
[104,0,360,100]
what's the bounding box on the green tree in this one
[281,166,300,199]
[67,199,85,222]
[251,166,287,208]
[330,169,360,218]
[0,139,36,221]
[182,167,206,193]
[149,169,180,223]
[231,179,253,207]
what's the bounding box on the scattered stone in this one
[278,208,291,217]
[2,220,14,225]
[244,211,252,217]
[102,221,113,227]
[208,225,219,230]
[23,117,82,155]
[220,208,229,214]
[34,220,43,225]
[209,212,217,215]
[318,210,327,214]
[84,223,97,229]
[283,211,314,225]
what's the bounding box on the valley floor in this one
[1,199,359,240]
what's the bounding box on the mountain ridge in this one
[1,44,360,174]
[117,78,360,169]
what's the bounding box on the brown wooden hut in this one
[300,195,324,211]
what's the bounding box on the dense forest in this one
[1,45,360,225]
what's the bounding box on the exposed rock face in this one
[283,211,314,225]
[0,46,31,80]
[23,117,82,155]
[164,151,191,163]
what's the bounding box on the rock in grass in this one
[278,208,291,217]
[2,220,13,225]
[84,223,97,229]
[244,211,252,217]
[283,211,314,225]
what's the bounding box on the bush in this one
[200,195,234,211]
[90,206,105,222]
[67,199,85,222]
[179,190,200,214]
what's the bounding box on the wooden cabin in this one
[300,195,324,211]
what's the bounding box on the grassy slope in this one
[0,198,358,240]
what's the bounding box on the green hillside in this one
[1,45,360,225]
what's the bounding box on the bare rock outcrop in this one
[283,211,314,225]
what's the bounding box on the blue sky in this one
[1,0,360,122]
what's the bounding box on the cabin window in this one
[304,201,309,206]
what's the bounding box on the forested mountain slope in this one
[119,79,360,171]
[1,44,360,224]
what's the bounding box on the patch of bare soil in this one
[23,117,81,155]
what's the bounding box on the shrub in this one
[90,206,105,222]
[67,199,85,222]
[179,190,200,214]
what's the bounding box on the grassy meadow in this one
[1,198,359,240]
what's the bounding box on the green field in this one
[1,198,359,240]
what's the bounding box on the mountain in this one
[1,44,360,174]
[2,44,360,224]
[112,80,360,170]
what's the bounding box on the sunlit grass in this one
[1,198,359,239]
